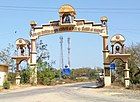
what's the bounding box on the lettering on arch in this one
[32,20,106,37]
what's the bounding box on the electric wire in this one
[0,5,140,14]
[0,5,140,11]
[0,5,140,35]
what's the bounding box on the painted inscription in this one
[33,26,104,37]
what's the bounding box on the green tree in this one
[20,68,31,84]
[7,72,16,84]
[0,43,16,72]
[126,43,140,84]
[37,67,56,85]
[36,40,50,63]
[70,67,100,81]
[89,69,100,80]
[0,43,17,84]
[36,40,58,85]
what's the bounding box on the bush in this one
[130,76,140,84]
[89,70,99,80]
[20,69,31,84]
[37,68,57,85]
[3,80,10,89]
[7,72,16,84]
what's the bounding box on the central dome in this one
[59,4,76,14]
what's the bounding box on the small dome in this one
[110,34,125,43]
[16,38,27,46]
[59,4,76,14]
[100,16,108,22]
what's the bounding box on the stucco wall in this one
[0,64,8,86]
[0,72,6,86]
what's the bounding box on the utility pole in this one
[67,37,71,67]
[59,36,63,79]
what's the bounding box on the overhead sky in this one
[0,0,140,69]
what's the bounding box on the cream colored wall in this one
[0,65,8,86]
[0,72,6,86]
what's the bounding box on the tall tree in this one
[36,40,57,85]
[0,43,16,72]
[126,43,140,84]
[36,40,50,70]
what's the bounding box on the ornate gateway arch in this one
[14,4,130,88]
[29,4,110,86]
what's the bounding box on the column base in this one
[30,65,37,85]
[125,79,130,88]
[16,76,21,85]
[104,76,111,86]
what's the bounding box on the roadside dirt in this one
[1,82,140,100]
[0,82,140,102]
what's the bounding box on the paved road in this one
[0,82,139,102]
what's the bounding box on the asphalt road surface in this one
[0,82,140,102]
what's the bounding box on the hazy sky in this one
[0,0,140,69]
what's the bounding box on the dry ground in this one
[0,82,140,102]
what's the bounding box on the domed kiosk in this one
[59,4,76,25]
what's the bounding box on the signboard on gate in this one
[62,66,71,76]
[110,63,116,70]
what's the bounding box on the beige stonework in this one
[29,4,109,86]
[0,64,8,86]
[28,4,131,88]
[0,64,8,72]
[104,76,111,86]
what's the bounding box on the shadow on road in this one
[67,82,104,89]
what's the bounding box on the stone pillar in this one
[104,63,111,86]
[102,35,111,86]
[15,70,21,85]
[124,62,130,88]
[15,63,21,85]
[30,37,37,85]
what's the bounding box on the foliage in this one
[72,68,90,77]
[3,80,10,89]
[36,40,58,85]
[36,40,50,62]
[89,69,100,80]
[37,67,58,85]
[69,69,76,80]
[70,68,101,81]
[0,43,16,72]
[7,72,16,84]
[126,44,140,84]
[20,68,31,84]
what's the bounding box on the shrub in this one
[37,68,56,85]
[3,80,10,89]
[20,69,31,84]
[7,72,16,84]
